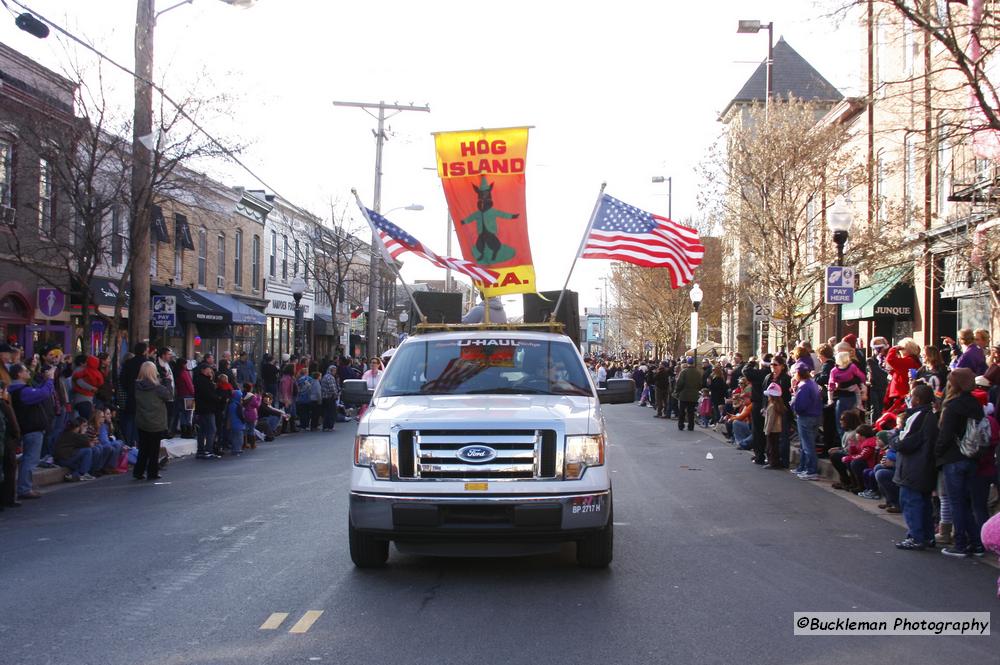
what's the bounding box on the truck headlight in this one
[354,435,390,479]
[564,434,605,480]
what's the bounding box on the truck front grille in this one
[395,429,558,480]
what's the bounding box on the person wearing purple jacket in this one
[946,329,987,376]
[8,363,55,500]
[791,364,823,480]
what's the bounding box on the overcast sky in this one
[2,0,861,313]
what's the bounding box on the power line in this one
[7,0,288,201]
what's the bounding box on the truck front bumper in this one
[349,490,611,541]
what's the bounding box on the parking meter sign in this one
[826,266,855,304]
[152,295,176,328]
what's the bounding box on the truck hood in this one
[364,394,598,435]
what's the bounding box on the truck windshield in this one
[377,338,593,397]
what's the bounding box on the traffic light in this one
[15,13,49,39]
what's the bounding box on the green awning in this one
[842,267,911,320]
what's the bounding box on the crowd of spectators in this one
[0,341,377,508]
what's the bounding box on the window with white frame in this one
[293,239,300,275]
[252,234,260,291]
[282,234,288,279]
[269,229,276,277]
[904,135,916,225]
[111,206,127,267]
[234,229,243,287]
[0,138,13,209]
[217,233,226,285]
[197,228,207,287]
[38,158,52,234]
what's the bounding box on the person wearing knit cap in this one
[935,367,986,557]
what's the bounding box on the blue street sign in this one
[826,266,855,304]
[151,295,176,328]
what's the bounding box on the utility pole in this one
[130,0,155,346]
[332,100,429,357]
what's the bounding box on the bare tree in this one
[308,202,370,349]
[700,98,910,346]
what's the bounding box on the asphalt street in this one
[0,405,997,665]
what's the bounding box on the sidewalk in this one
[690,414,1000,571]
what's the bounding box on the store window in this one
[269,230,277,277]
[111,206,127,267]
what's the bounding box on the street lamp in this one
[290,275,307,356]
[385,204,424,214]
[651,176,672,219]
[689,282,703,360]
[737,19,774,117]
[827,195,854,339]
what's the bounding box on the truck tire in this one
[576,508,613,568]
[349,519,389,568]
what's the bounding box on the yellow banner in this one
[433,127,536,296]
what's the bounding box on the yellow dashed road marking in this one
[288,610,324,634]
[259,612,289,630]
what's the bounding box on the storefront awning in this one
[151,285,230,324]
[197,291,266,325]
[314,312,335,336]
[843,267,913,320]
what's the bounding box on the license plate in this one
[571,495,604,514]
[464,482,488,491]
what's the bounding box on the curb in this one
[694,418,1000,571]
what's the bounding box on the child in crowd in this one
[829,351,867,439]
[241,383,261,450]
[830,409,864,491]
[696,388,712,428]
[226,385,245,457]
[87,409,122,476]
[763,382,786,469]
[843,424,877,495]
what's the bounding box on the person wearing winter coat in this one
[295,369,315,431]
[830,351,866,440]
[9,363,55,499]
[277,365,298,432]
[763,382,787,469]
[71,355,104,420]
[55,416,96,482]
[892,384,939,551]
[320,366,340,432]
[867,337,890,423]
[791,365,822,479]
[765,356,794,468]
[133,361,171,480]
[0,390,21,509]
[241,385,261,449]
[945,328,988,376]
[935,367,986,557]
[119,342,149,447]
[171,356,195,438]
[308,372,323,431]
[673,358,701,432]
[193,364,219,459]
[885,339,922,414]
[226,388,246,456]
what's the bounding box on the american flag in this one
[365,208,499,285]
[581,194,704,288]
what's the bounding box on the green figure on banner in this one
[461,176,518,265]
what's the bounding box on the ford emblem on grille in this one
[456,445,498,464]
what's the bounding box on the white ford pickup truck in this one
[348,327,614,568]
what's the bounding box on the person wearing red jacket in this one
[71,355,104,420]
[843,424,878,494]
[885,338,921,414]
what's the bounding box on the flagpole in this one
[352,189,427,324]
[551,182,607,321]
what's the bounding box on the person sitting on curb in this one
[87,409,122,476]
[256,393,289,441]
[55,416,96,482]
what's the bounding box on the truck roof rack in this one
[412,321,566,335]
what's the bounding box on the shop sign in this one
[874,306,912,317]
